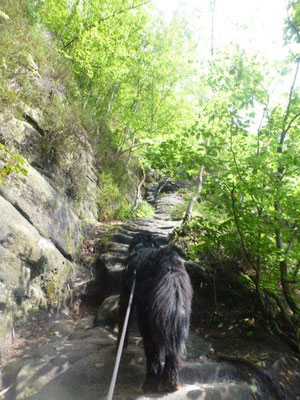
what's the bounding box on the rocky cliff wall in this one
[0,66,100,349]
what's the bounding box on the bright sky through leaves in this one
[153,0,290,61]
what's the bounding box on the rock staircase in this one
[93,185,183,302]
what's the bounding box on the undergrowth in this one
[0,144,27,184]
[133,200,155,219]
[98,171,132,221]
[172,198,237,261]
[170,194,203,221]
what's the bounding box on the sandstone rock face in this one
[0,98,99,347]
[0,114,42,163]
[0,196,72,282]
[0,113,99,222]
[0,196,74,349]
[53,141,99,222]
[1,164,82,259]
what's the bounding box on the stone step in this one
[114,382,256,400]
[100,253,127,264]
[159,224,180,230]
[152,215,169,221]
[130,219,177,228]
[120,226,172,237]
[180,361,242,383]
[111,233,135,244]
[108,242,129,253]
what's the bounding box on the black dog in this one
[118,233,193,392]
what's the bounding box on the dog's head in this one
[129,232,159,253]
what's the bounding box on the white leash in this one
[107,274,136,400]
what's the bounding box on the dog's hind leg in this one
[160,351,180,392]
[142,338,162,393]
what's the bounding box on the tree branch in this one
[284,111,300,134]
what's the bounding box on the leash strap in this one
[107,273,136,400]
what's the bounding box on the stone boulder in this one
[94,294,119,328]
[1,164,82,259]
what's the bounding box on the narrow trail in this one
[0,184,279,400]
[95,184,184,302]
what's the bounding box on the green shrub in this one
[133,200,155,219]
[172,198,236,261]
[97,171,132,221]
[0,144,27,184]
[169,195,202,221]
[169,202,186,220]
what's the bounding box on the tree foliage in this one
[37,0,197,156]
[147,48,300,350]
[284,0,300,44]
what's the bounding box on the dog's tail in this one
[149,251,192,356]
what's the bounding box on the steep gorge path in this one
[0,185,288,400]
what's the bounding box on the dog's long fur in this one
[118,233,193,392]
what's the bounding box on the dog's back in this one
[134,247,192,357]
[149,249,192,355]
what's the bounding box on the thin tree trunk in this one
[127,131,136,165]
[107,82,119,114]
[118,85,141,154]
[183,136,211,223]
[183,165,204,223]
[132,168,146,212]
